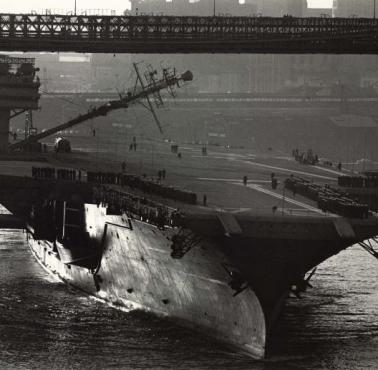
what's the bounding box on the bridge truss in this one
[0,13,378,54]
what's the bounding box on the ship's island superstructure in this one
[0,54,40,151]
[0,56,377,359]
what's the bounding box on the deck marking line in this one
[244,161,337,180]
[235,183,326,215]
[198,177,270,183]
[313,166,344,176]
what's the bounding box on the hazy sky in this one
[307,0,332,7]
[1,1,333,14]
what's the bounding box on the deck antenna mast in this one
[133,62,163,134]
[9,65,193,151]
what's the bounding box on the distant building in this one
[248,55,287,93]
[252,0,307,17]
[306,8,332,17]
[254,0,283,16]
[332,0,375,18]
[129,0,258,16]
[286,0,307,17]
[129,0,308,17]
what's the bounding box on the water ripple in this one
[0,228,377,369]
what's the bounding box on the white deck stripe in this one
[245,161,337,181]
[235,183,326,215]
[192,154,337,181]
[313,166,344,176]
[198,177,270,183]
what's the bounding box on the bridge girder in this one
[0,14,377,54]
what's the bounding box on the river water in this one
[0,227,377,369]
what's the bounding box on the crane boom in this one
[9,69,193,151]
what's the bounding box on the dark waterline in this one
[0,227,377,370]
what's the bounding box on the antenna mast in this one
[133,62,163,134]
[9,66,193,152]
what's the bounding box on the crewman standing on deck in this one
[271,173,278,189]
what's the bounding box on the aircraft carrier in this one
[0,55,377,359]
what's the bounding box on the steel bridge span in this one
[0,13,378,54]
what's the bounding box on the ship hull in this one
[27,204,266,359]
[1,174,378,359]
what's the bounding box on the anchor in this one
[290,267,317,298]
[221,263,249,297]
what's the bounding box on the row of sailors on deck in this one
[292,148,319,165]
[87,171,124,185]
[32,167,55,179]
[56,169,82,181]
[32,167,82,181]
[338,175,378,188]
[285,175,370,219]
[88,170,197,205]
[94,186,177,228]
[31,166,197,205]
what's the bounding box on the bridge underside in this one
[0,14,377,54]
[1,38,377,54]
